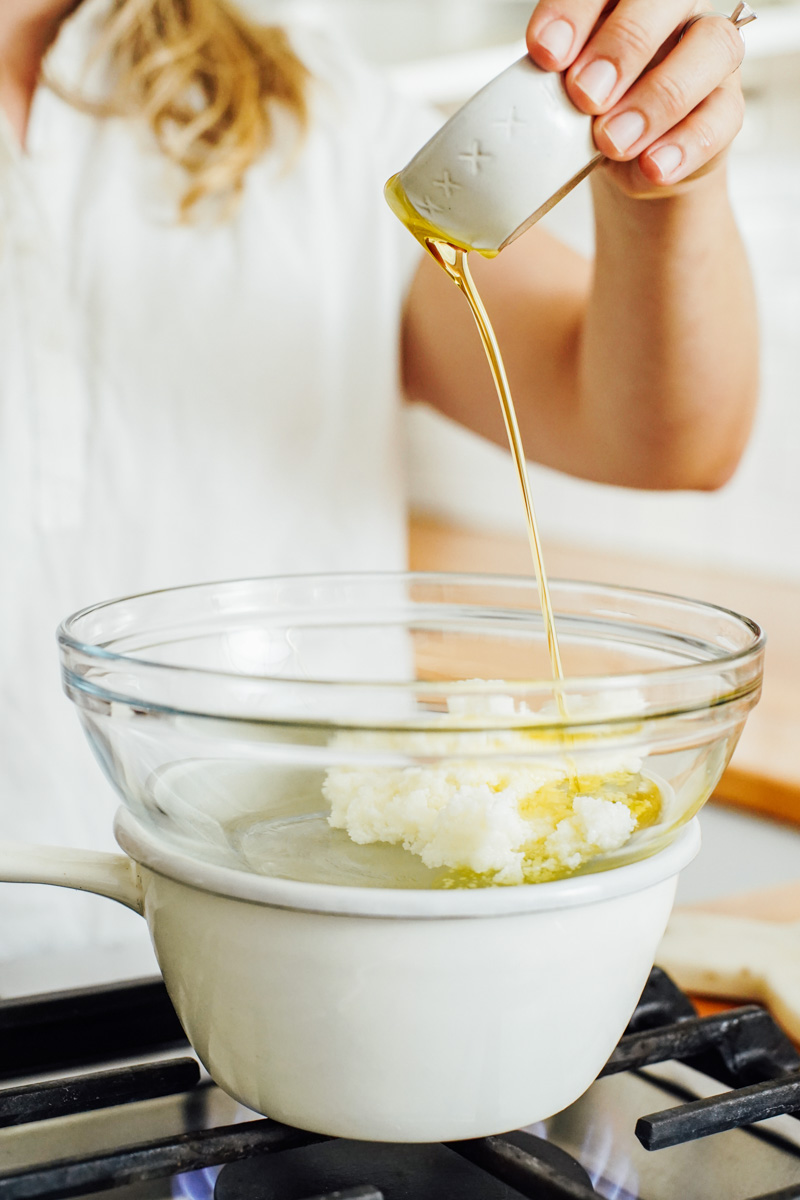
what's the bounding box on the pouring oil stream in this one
[385,173,567,711]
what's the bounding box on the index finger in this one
[526,0,695,85]
[526,0,608,71]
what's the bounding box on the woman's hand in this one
[526,0,748,196]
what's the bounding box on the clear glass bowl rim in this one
[58,570,765,723]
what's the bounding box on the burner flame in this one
[524,1117,639,1199]
[172,1165,220,1200]
[579,1117,640,1200]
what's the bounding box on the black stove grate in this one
[1,968,799,1200]
[215,1132,598,1200]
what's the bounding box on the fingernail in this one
[574,58,618,106]
[536,18,575,63]
[603,110,646,154]
[650,143,684,180]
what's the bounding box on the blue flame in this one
[580,1117,640,1200]
[172,1165,221,1200]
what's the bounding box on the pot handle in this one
[0,842,144,915]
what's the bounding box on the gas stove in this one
[1,968,800,1200]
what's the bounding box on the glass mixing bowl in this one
[58,572,764,888]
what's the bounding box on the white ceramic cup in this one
[0,812,700,1142]
[397,55,599,254]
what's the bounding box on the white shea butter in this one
[323,691,659,886]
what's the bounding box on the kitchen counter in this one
[409,514,800,826]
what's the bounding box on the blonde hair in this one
[89,0,309,216]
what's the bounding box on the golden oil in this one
[435,772,662,889]
[385,173,565,688]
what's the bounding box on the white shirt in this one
[0,0,438,959]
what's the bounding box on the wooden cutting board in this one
[658,883,800,1037]
[689,883,800,922]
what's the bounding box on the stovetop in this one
[1,968,800,1200]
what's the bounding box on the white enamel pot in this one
[0,813,700,1142]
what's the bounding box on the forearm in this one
[575,162,758,489]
